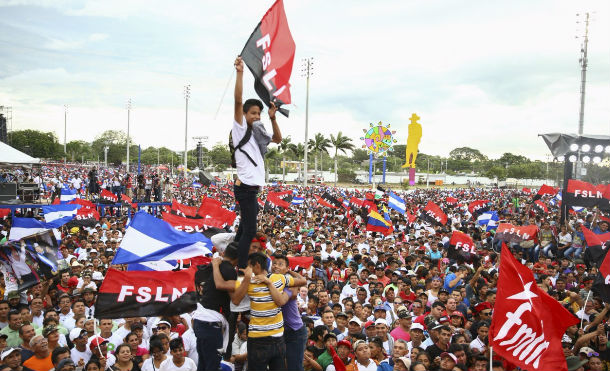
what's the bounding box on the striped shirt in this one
[238,273,294,338]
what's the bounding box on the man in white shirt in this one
[232,56,282,269]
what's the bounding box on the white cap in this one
[0,348,19,361]
[374,318,387,326]
[410,323,424,331]
[69,328,87,341]
[92,271,104,280]
[211,233,236,254]
[348,317,363,326]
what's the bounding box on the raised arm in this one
[268,102,282,144]
[212,258,236,292]
[234,56,244,124]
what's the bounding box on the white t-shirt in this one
[232,118,265,187]
[159,357,197,371]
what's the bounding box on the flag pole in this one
[580,290,591,329]
[489,346,493,371]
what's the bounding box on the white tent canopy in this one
[0,141,40,165]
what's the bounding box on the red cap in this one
[474,302,492,313]
[337,340,352,350]
[67,276,79,288]
[89,336,108,350]
[364,320,375,329]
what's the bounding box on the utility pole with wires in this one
[301,57,313,187]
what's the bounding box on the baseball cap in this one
[42,325,58,337]
[0,348,19,361]
[440,352,458,363]
[92,271,104,280]
[579,347,599,357]
[374,318,387,326]
[56,358,75,369]
[373,306,386,312]
[6,291,19,300]
[337,340,352,350]
[69,328,87,342]
[89,336,108,350]
[410,323,424,331]
[156,320,171,328]
[348,317,363,327]
[364,320,375,329]
[336,312,348,319]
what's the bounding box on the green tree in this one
[485,166,507,180]
[449,147,487,162]
[66,140,91,162]
[91,130,128,165]
[10,129,62,159]
[209,144,231,171]
[308,133,331,180]
[330,132,354,186]
[278,136,293,182]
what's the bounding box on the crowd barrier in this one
[0,201,171,219]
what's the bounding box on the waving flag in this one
[314,193,340,209]
[69,198,96,209]
[95,265,201,319]
[533,184,558,201]
[421,201,447,226]
[241,0,295,117]
[291,196,304,205]
[533,200,549,214]
[563,180,610,209]
[112,211,213,270]
[42,204,81,223]
[366,210,392,236]
[490,245,578,371]
[9,217,71,241]
[448,231,476,262]
[349,197,365,209]
[582,226,610,268]
[468,200,489,217]
[192,181,202,189]
[495,223,538,244]
[267,190,292,209]
[60,186,77,203]
[446,197,458,205]
[477,211,499,231]
[592,247,610,303]
[172,199,198,218]
[163,212,214,231]
[388,192,406,214]
[100,189,118,203]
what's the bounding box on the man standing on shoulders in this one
[232,56,282,269]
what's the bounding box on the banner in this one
[581,226,610,267]
[490,245,578,371]
[421,201,447,226]
[95,266,198,318]
[495,223,538,244]
[563,180,610,209]
[162,212,216,232]
[241,0,295,117]
[100,189,118,203]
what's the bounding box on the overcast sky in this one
[1,0,609,161]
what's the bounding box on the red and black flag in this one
[533,200,549,214]
[446,197,458,205]
[99,189,118,204]
[349,197,365,209]
[95,266,199,319]
[448,231,477,262]
[495,223,538,244]
[162,212,215,232]
[593,247,610,303]
[468,200,489,217]
[241,0,295,117]
[315,192,342,209]
[267,190,292,209]
[563,180,610,209]
[68,207,100,228]
[533,184,558,201]
[171,199,199,218]
[582,225,610,268]
[421,201,447,226]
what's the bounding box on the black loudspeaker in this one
[0,183,17,202]
[198,171,213,186]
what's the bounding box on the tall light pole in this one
[302,57,313,186]
[64,105,67,163]
[184,84,191,174]
[126,99,132,173]
[104,146,109,168]
[575,12,592,179]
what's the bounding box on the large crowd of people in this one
[0,161,608,371]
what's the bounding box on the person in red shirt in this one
[55,272,71,293]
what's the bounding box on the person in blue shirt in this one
[444,266,468,293]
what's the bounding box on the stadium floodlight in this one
[557,155,565,162]
[594,144,603,153]
[592,156,602,164]
[582,155,590,163]
[570,143,579,152]
[606,145,610,154]
[581,144,591,152]
[568,155,578,163]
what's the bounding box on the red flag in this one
[448,231,476,261]
[495,223,538,244]
[421,201,447,226]
[198,196,223,214]
[287,256,313,270]
[533,184,558,201]
[468,200,489,215]
[267,191,292,209]
[349,197,365,208]
[120,194,137,209]
[171,199,198,218]
[162,212,217,231]
[490,245,578,371]
[314,195,339,209]
[76,207,100,221]
[522,187,531,194]
[564,179,610,209]
[240,0,295,117]
[69,198,96,209]
[406,210,417,225]
[0,208,10,219]
[446,197,458,205]
[533,200,549,214]
[221,186,234,197]
[100,189,118,203]
[581,226,610,265]
[52,198,60,205]
[198,205,236,228]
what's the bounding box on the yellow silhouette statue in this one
[402,113,422,168]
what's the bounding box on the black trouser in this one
[193,319,223,371]
[247,336,286,371]
[234,182,260,269]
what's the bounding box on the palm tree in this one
[278,136,292,183]
[330,132,354,186]
[308,133,331,182]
